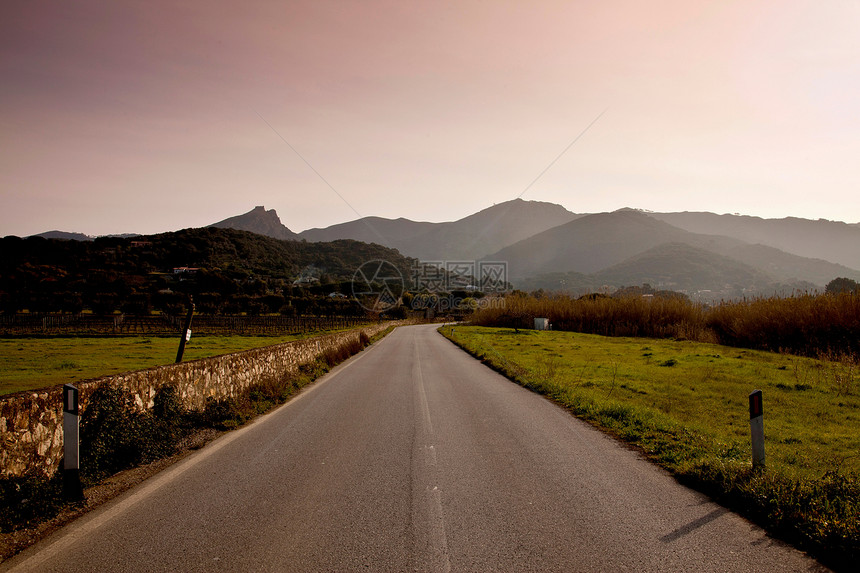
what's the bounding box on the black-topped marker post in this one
[749,389,765,469]
[63,384,84,500]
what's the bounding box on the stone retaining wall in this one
[0,323,394,478]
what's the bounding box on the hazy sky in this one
[2,0,859,237]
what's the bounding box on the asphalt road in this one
[3,324,826,572]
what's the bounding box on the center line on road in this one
[413,337,452,573]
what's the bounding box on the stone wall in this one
[0,323,393,479]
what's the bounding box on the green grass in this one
[0,330,361,395]
[442,325,859,569]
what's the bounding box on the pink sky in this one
[2,0,859,236]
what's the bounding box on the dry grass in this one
[471,291,860,359]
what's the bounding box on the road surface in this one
[2,324,825,572]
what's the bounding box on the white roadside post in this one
[63,384,84,500]
[749,389,765,469]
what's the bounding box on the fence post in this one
[749,389,765,469]
[63,384,84,500]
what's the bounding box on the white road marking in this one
[413,336,452,573]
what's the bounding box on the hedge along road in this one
[1,325,825,572]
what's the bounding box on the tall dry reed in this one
[706,293,860,357]
[470,292,860,359]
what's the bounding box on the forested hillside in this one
[0,228,416,316]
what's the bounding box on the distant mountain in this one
[514,270,597,293]
[487,209,705,278]
[648,211,860,270]
[422,198,582,261]
[516,242,828,301]
[299,199,581,261]
[704,242,860,286]
[592,242,772,292]
[32,230,95,241]
[488,209,860,297]
[29,231,141,241]
[300,217,436,251]
[21,202,860,302]
[209,206,299,241]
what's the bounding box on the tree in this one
[825,277,860,294]
[262,294,285,314]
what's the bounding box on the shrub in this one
[80,385,145,481]
[200,397,245,430]
[0,473,65,532]
[80,384,190,482]
[321,334,367,367]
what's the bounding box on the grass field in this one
[0,331,361,396]
[444,326,859,475]
[442,325,859,567]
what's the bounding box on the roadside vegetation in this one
[443,325,859,570]
[0,328,387,544]
[473,287,860,359]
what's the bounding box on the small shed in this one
[534,317,550,330]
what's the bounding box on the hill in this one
[208,206,300,241]
[31,230,95,241]
[705,242,860,286]
[592,243,772,293]
[488,210,860,297]
[487,209,702,278]
[513,241,775,298]
[648,211,860,270]
[300,216,436,251]
[299,199,580,261]
[30,231,141,241]
[0,228,416,315]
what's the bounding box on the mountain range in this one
[648,211,860,270]
[486,208,860,284]
[29,200,860,300]
[299,199,581,261]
